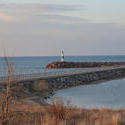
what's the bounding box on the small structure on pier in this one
[61,50,64,62]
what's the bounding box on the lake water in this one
[52,78,125,109]
[0,55,125,76]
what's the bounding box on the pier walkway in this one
[0,65,125,84]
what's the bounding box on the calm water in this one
[53,78,125,109]
[0,55,125,76]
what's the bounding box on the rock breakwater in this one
[19,66,125,95]
[46,61,125,69]
[6,65,125,100]
[46,67,125,91]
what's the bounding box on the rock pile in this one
[46,61,125,69]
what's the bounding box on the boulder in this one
[33,80,49,92]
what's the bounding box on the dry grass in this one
[0,56,14,124]
[0,95,125,125]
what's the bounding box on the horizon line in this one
[0,54,125,58]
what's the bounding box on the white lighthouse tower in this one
[61,50,64,62]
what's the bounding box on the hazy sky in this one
[0,0,125,56]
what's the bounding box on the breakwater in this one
[46,66,125,91]
[46,61,125,69]
[17,65,125,94]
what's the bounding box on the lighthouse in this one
[61,50,64,62]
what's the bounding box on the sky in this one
[0,0,125,56]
